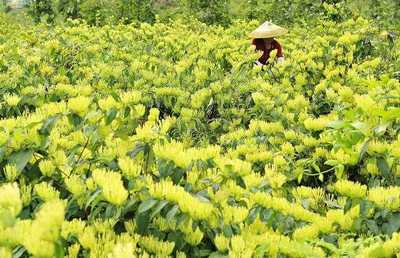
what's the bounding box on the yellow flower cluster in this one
[368,187,400,211]
[333,179,367,199]
[92,169,128,206]
[139,236,174,256]
[149,180,215,221]
[251,192,321,223]
[0,12,398,257]
[0,183,22,218]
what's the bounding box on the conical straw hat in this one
[249,21,288,38]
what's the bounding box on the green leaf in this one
[176,213,188,227]
[12,246,26,258]
[366,219,379,234]
[382,213,400,235]
[246,206,260,224]
[297,171,303,183]
[325,160,339,166]
[166,205,179,221]
[0,147,5,163]
[110,91,122,102]
[150,200,169,218]
[167,231,186,250]
[374,124,388,136]
[89,202,108,220]
[136,212,150,234]
[128,142,146,158]
[138,199,158,214]
[350,121,367,130]
[377,157,391,178]
[254,243,268,258]
[383,108,400,121]
[105,108,118,125]
[222,224,233,237]
[318,173,324,182]
[194,249,212,257]
[358,139,370,163]
[327,120,346,129]
[39,116,59,136]
[54,240,65,258]
[335,164,344,179]
[122,198,137,216]
[316,239,338,253]
[311,162,320,173]
[68,113,82,126]
[8,149,34,172]
[85,188,102,210]
[209,252,228,258]
[344,131,364,147]
[260,209,275,225]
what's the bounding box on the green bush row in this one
[22,0,400,27]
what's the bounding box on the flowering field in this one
[0,11,400,258]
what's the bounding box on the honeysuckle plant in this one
[0,7,400,258]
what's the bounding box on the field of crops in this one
[0,6,400,258]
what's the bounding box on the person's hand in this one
[277,57,285,63]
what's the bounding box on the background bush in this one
[17,0,400,29]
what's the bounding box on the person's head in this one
[263,38,274,49]
[253,38,274,51]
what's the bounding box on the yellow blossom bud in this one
[39,160,56,177]
[0,183,22,217]
[4,164,19,182]
[68,96,91,116]
[92,169,128,206]
[4,94,21,107]
[34,182,60,202]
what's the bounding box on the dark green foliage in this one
[23,0,400,28]
[28,0,55,23]
[27,0,155,25]
[183,0,231,26]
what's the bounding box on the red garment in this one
[252,39,283,65]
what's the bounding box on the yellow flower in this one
[92,169,128,206]
[34,182,60,202]
[118,157,141,178]
[61,219,86,239]
[333,180,367,199]
[108,243,136,258]
[4,94,21,107]
[214,234,230,252]
[4,164,19,182]
[68,96,91,116]
[368,187,400,211]
[39,160,56,177]
[65,175,87,197]
[139,236,174,256]
[264,166,287,189]
[293,225,319,241]
[121,90,142,105]
[98,96,120,112]
[149,180,215,221]
[0,247,12,258]
[0,183,22,217]
[67,244,81,258]
[304,117,331,131]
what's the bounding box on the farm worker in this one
[250,21,287,66]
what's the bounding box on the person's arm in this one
[273,40,285,63]
[254,60,264,66]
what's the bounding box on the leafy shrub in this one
[28,0,56,23]
[28,0,156,25]
[0,6,400,258]
[182,0,231,26]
